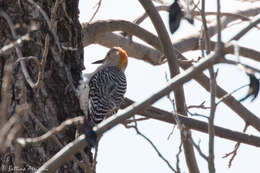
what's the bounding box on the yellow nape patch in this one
[117,47,128,70]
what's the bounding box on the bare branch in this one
[133,5,252,26]
[82,19,161,51]
[31,0,61,88]
[201,0,218,171]
[0,61,13,127]
[92,139,100,171]
[36,91,260,172]
[35,48,223,172]
[208,68,216,173]
[137,0,199,172]
[0,104,29,151]
[221,59,260,74]
[124,117,150,124]
[131,120,177,173]
[26,0,60,50]
[88,0,102,24]
[0,33,30,55]
[79,150,92,172]
[14,143,22,173]
[83,30,260,65]
[173,4,260,53]
[176,142,183,173]
[223,123,249,168]
[180,56,260,132]
[7,0,61,89]
[229,14,260,41]
[16,116,84,147]
[192,139,209,161]
[216,0,222,44]
[187,101,210,110]
[36,97,260,173]
[36,135,88,173]
[204,40,260,63]
[29,114,88,171]
[26,0,51,26]
[90,32,163,65]
[84,29,260,132]
[216,84,248,105]
[0,9,38,88]
[121,98,260,148]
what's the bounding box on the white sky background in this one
[78,0,260,172]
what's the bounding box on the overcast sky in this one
[79,1,260,172]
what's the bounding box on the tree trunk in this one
[0,0,91,172]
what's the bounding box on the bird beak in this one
[92,59,105,64]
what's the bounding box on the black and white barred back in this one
[88,66,127,124]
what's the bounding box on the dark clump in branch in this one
[168,0,182,34]
[240,73,260,102]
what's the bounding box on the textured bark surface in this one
[0,0,90,172]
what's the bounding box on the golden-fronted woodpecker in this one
[86,47,128,125]
[78,47,128,147]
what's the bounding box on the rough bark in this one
[0,0,90,172]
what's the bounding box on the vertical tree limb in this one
[137,1,200,172]
[200,0,216,172]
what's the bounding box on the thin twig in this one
[0,104,28,141]
[0,33,30,55]
[61,0,73,24]
[124,117,150,124]
[192,139,208,161]
[229,14,260,41]
[167,125,176,141]
[221,59,260,74]
[26,0,51,26]
[187,101,210,109]
[16,116,84,146]
[29,114,88,171]
[187,110,209,119]
[133,5,251,26]
[16,56,41,67]
[132,120,177,173]
[92,138,100,171]
[216,84,248,105]
[165,72,178,140]
[16,0,62,88]
[88,0,102,24]
[26,0,60,50]
[223,123,249,168]
[176,142,183,173]
[0,9,38,88]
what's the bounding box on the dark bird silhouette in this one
[168,0,182,34]
[240,73,259,102]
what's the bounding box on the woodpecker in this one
[78,47,128,146]
[87,47,128,124]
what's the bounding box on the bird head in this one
[92,47,128,71]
